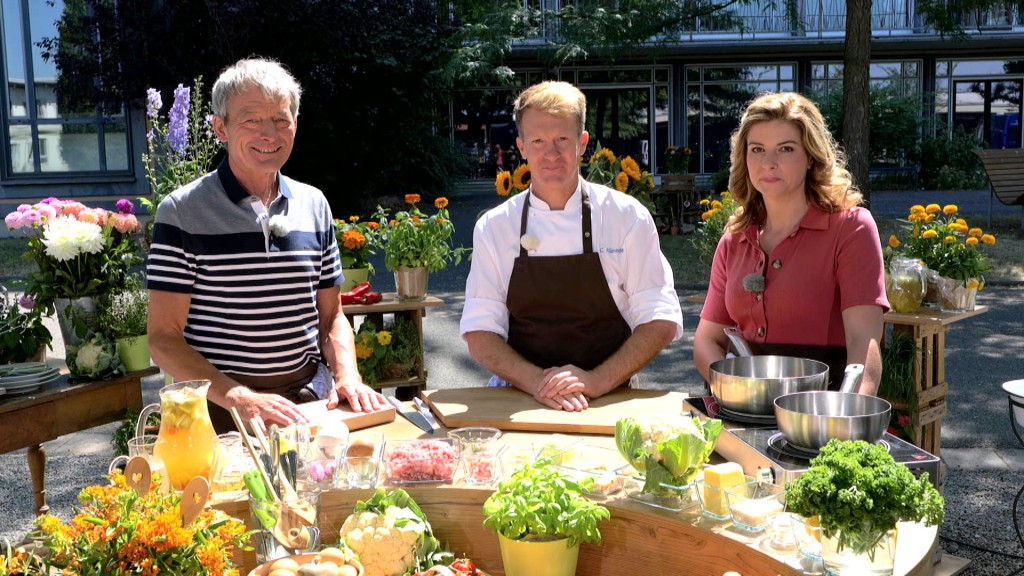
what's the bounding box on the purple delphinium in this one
[146,88,162,119]
[116,198,135,215]
[168,84,190,156]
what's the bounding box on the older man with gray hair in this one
[147,58,387,433]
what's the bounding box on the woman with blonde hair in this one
[693,92,889,395]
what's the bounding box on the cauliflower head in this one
[340,510,419,576]
[615,414,723,492]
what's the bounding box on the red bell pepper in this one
[339,282,372,305]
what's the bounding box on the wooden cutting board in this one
[297,400,395,432]
[421,387,691,435]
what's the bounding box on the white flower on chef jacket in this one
[268,215,292,237]
[520,234,540,251]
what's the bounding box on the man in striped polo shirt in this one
[146,58,387,433]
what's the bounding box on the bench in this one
[976,148,1024,227]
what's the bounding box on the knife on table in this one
[385,396,435,434]
[412,397,439,431]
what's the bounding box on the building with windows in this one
[452,1,1023,189]
[1,1,1021,211]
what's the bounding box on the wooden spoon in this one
[180,476,210,525]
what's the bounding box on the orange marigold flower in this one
[711,200,723,210]
[405,194,421,204]
[982,234,996,245]
[966,236,979,246]
[956,218,967,226]
[349,215,359,222]
[912,226,920,238]
[700,198,710,206]
[341,229,366,250]
[888,235,900,249]
[924,213,935,223]
[968,227,983,237]
[614,172,629,192]
[389,219,398,227]
[621,156,641,180]
[925,203,941,214]
[702,209,716,221]
[967,278,981,289]
[367,221,380,230]
[942,204,958,215]
[921,229,938,239]
[943,235,956,244]
[909,204,926,214]
[434,197,449,209]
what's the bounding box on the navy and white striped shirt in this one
[146,161,342,377]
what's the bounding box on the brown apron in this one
[744,342,848,391]
[506,185,632,380]
[208,362,318,433]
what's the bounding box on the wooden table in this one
[343,294,443,396]
[215,411,948,575]
[883,306,987,456]
[0,367,157,514]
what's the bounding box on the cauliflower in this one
[337,489,449,576]
[66,332,124,380]
[615,414,723,494]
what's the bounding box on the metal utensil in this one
[386,396,434,433]
[709,355,830,415]
[773,364,891,450]
[724,327,755,357]
[412,397,438,432]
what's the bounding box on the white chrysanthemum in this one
[42,216,104,261]
[520,233,540,251]
[268,214,292,237]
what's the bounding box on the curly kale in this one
[784,439,944,556]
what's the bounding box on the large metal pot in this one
[774,364,891,450]
[709,355,830,416]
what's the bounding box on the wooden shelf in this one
[343,294,444,394]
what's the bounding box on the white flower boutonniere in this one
[520,234,540,251]
[268,215,292,237]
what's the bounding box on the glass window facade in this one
[936,59,1023,149]
[1,0,131,178]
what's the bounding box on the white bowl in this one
[1001,379,1024,428]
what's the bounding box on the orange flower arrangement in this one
[894,203,996,283]
[373,196,468,273]
[334,215,381,273]
[8,472,250,576]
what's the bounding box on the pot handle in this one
[723,327,754,357]
[839,363,865,393]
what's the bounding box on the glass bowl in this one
[382,438,460,485]
[552,445,628,499]
[447,427,503,453]
[724,480,786,532]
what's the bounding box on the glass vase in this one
[394,266,428,301]
[54,296,98,348]
[821,525,897,576]
[933,275,980,313]
[884,257,927,313]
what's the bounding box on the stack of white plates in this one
[0,362,61,396]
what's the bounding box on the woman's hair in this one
[726,91,860,233]
[212,58,303,120]
[513,81,587,137]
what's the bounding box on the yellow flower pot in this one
[497,533,580,576]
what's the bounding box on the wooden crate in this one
[882,306,987,456]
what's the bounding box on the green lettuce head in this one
[615,414,723,495]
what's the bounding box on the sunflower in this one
[591,147,616,167]
[495,171,513,196]
[620,156,641,181]
[614,172,629,192]
[512,164,531,190]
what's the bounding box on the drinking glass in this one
[108,435,171,493]
[344,456,381,488]
[249,489,321,564]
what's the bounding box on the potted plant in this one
[482,458,610,576]
[352,317,421,385]
[691,190,737,269]
[334,215,381,291]
[99,278,151,372]
[585,143,656,214]
[664,145,694,175]
[784,439,944,575]
[0,286,52,364]
[373,194,468,301]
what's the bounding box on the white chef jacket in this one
[460,180,684,342]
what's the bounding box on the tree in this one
[842,0,873,200]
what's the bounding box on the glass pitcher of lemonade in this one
[149,380,219,490]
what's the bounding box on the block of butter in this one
[730,496,785,530]
[702,462,746,517]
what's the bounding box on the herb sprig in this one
[784,440,944,556]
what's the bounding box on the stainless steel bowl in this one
[708,356,830,416]
[773,391,891,450]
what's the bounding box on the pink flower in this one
[110,213,141,234]
[58,202,86,218]
[17,203,31,213]
[23,210,41,226]
[897,415,912,427]
[4,211,25,229]
[35,203,57,221]
[115,198,135,215]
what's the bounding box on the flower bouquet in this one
[14,472,250,576]
[0,287,51,364]
[353,317,420,385]
[373,195,468,274]
[892,203,996,311]
[4,198,144,333]
[585,144,656,212]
